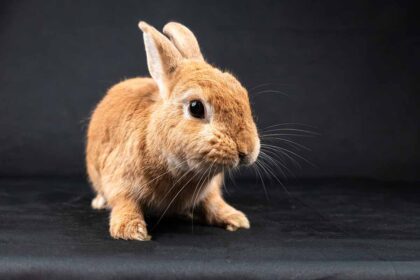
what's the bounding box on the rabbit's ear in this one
[163,22,204,60]
[138,21,182,98]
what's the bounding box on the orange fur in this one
[86,21,259,240]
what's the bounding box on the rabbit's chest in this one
[147,176,212,213]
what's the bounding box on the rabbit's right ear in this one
[138,21,183,98]
[163,22,204,60]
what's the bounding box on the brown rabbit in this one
[86,21,260,240]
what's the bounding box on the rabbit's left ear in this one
[163,22,204,60]
[138,21,183,98]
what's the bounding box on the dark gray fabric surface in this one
[1,178,419,279]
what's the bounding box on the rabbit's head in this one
[139,21,259,173]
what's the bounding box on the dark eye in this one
[189,100,205,119]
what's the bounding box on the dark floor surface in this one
[0,178,419,279]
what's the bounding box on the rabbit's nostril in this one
[238,152,248,164]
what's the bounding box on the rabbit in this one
[86,21,260,241]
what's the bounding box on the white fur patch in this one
[249,136,260,164]
[91,194,107,210]
[167,153,190,174]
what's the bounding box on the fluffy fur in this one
[86,21,260,240]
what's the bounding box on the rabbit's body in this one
[86,22,259,240]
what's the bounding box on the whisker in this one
[261,128,319,135]
[257,157,292,197]
[156,157,198,206]
[227,168,237,188]
[261,137,311,151]
[261,133,316,138]
[191,161,215,233]
[260,144,302,170]
[221,166,229,195]
[254,161,269,200]
[254,89,290,97]
[259,149,296,176]
[262,122,318,129]
[264,144,302,169]
[259,150,290,177]
[130,157,193,196]
[249,83,272,91]
[153,168,201,229]
[275,146,316,167]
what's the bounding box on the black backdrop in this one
[1,0,419,181]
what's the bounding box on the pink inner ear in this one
[140,23,183,99]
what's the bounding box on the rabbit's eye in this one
[189,100,205,119]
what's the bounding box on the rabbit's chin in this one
[166,154,237,176]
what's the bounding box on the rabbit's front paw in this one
[221,210,250,231]
[110,218,151,241]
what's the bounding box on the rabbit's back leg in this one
[87,161,108,209]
